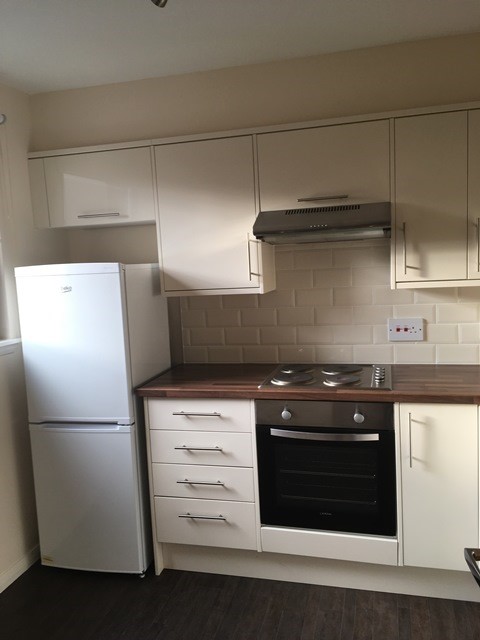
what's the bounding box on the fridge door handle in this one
[29,423,132,433]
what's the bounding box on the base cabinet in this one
[144,398,258,565]
[399,403,479,571]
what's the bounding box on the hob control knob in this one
[281,408,292,421]
[353,411,365,424]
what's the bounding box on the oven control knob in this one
[353,411,365,424]
[281,408,292,421]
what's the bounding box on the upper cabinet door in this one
[468,109,480,279]
[256,120,390,212]
[154,136,274,295]
[394,112,468,284]
[41,147,156,227]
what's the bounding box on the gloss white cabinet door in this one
[154,136,274,295]
[30,146,156,228]
[468,109,480,279]
[399,403,479,571]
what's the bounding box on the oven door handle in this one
[270,428,380,442]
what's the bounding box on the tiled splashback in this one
[181,241,480,364]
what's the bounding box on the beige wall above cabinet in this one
[154,136,275,296]
[28,146,156,228]
[393,109,480,287]
[256,119,391,211]
[399,403,479,572]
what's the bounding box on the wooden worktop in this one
[136,363,480,404]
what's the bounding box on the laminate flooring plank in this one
[452,599,480,640]
[275,581,311,640]
[427,598,458,640]
[256,580,292,640]
[299,585,326,640]
[340,589,356,640]
[406,596,432,640]
[229,576,277,640]
[197,573,243,640]
[211,575,256,640]
[372,591,399,640]
[398,606,412,640]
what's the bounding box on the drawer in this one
[154,497,257,550]
[150,430,253,467]
[146,398,252,432]
[152,463,255,501]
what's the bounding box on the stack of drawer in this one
[145,398,258,550]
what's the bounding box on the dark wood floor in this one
[1,562,480,639]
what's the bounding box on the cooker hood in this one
[252,202,391,244]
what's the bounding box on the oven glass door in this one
[256,425,396,536]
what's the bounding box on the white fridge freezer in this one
[15,263,171,574]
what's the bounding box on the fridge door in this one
[15,263,133,423]
[29,422,148,574]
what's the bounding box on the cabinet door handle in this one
[77,212,121,219]
[402,222,408,275]
[247,237,261,280]
[297,194,349,203]
[177,479,225,486]
[178,513,227,521]
[174,445,223,452]
[476,218,480,272]
[408,411,413,468]
[172,411,222,417]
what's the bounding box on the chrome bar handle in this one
[177,479,225,486]
[174,445,223,452]
[247,236,261,280]
[402,222,407,275]
[476,218,480,272]
[408,412,413,468]
[270,429,379,442]
[172,411,221,417]
[77,212,121,219]
[178,513,227,521]
[297,194,349,202]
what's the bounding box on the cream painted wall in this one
[0,82,67,591]
[30,33,480,152]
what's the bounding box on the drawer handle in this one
[77,212,121,219]
[178,513,227,521]
[174,445,224,452]
[172,411,222,417]
[177,479,225,486]
[297,194,349,202]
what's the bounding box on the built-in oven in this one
[256,399,396,537]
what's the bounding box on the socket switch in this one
[388,317,424,341]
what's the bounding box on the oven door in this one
[256,424,396,536]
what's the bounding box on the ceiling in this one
[2,0,480,95]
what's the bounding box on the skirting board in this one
[161,544,480,603]
[0,545,40,594]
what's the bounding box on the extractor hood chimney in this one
[252,202,391,245]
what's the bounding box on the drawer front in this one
[152,463,255,501]
[150,431,253,467]
[154,497,257,550]
[147,398,252,432]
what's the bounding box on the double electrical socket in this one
[387,317,424,341]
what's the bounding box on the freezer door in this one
[15,266,133,423]
[29,423,148,574]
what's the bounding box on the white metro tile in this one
[207,346,243,363]
[352,267,390,286]
[353,345,394,363]
[242,345,278,363]
[333,325,372,344]
[413,288,458,304]
[293,249,333,269]
[297,326,334,344]
[187,295,222,309]
[183,346,208,363]
[258,289,295,308]
[436,304,480,323]
[373,287,415,305]
[275,269,314,289]
[313,269,352,288]
[206,308,241,327]
[279,346,316,362]
[459,324,480,343]
[274,250,295,270]
[315,346,354,362]
[259,326,296,344]
[394,344,436,364]
[436,345,479,364]
[425,324,458,344]
[181,309,206,328]
[393,305,436,323]
[189,328,224,346]
[277,307,315,326]
[222,294,259,308]
[224,327,260,345]
[332,244,389,268]
[315,307,353,325]
[240,308,277,326]
[333,287,373,306]
[352,306,393,325]
[295,289,333,307]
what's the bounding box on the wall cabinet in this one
[256,119,390,211]
[398,403,479,571]
[154,136,274,296]
[393,109,480,287]
[144,398,258,574]
[29,146,156,228]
